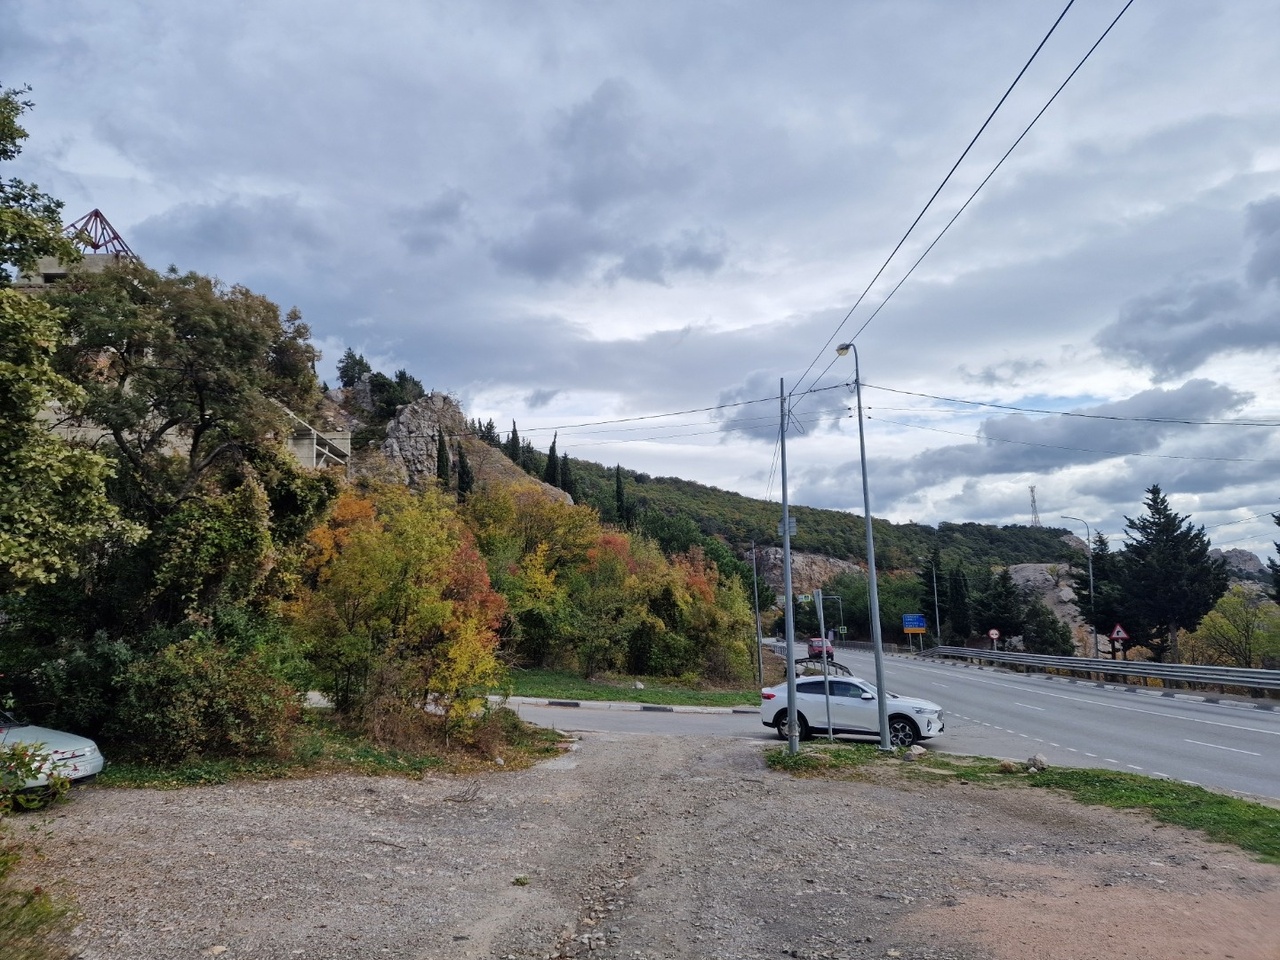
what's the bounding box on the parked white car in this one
[759,676,944,748]
[0,710,105,787]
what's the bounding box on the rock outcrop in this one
[379,392,470,488]
[754,547,862,598]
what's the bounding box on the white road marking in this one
[1127,765,1143,771]
[872,667,1280,736]
[1084,752,1097,757]
[1184,739,1261,756]
[1014,702,1045,711]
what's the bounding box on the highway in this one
[511,649,1280,804]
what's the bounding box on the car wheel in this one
[795,713,812,741]
[887,715,919,749]
[773,710,789,740]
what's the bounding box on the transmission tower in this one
[1029,486,1041,527]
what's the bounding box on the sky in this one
[6,1,1279,563]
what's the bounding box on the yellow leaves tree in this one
[291,483,506,742]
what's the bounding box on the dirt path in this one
[24,732,1280,959]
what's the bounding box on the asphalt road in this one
[508,650,1280,804]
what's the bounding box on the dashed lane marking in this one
[1184,739,1261,756]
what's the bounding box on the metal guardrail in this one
[922,645,1280,693]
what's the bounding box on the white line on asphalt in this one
[1066,748,1078,752]
[1084,752,1097,757]
[931,682,950,687]
[854,662,1280,736]
[1127,765,1143,770]
[1184,739,1261,756]
[1014,702,1045,710]
[1105,758,1119,764]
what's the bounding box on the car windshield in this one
[0,710,27,729]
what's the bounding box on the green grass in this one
[500,668,759,708]
[97,709,563,789]
[766,744,1280,864]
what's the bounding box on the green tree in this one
[974,568,1024,645]
[1115,485,1228,662]
[335,347,371,389]
[947,565,972,639]
[917,546,942,638]
[435,430,451,487]
[0,85,79,285]
[1268,512,1279,602]
[543,433,559,487]
[455,442,474,500]
[1021,596,1074,655]
[0,290,139,593]
[559,452,576,501]
[505,421,520,462]
[614,464,626,525]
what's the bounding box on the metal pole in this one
[815,588,833,741]
[750,540,764,684]
[840,343,891,751]
[780,380,799,755]
[931,562,941,644]
[1062,516,1098,659]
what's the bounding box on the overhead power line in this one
[791,0,1081,397]
[798,0,1141,401]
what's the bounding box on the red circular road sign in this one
[987,629,999,640]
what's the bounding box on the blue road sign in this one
[902,613,928,630]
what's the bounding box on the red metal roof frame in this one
[64,208,138,258]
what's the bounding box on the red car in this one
[807,637,835,659]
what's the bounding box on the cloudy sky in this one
[7,1,1279,562]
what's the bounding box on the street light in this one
[917,555,941,647]
[1061,515,1098,658]
[835,341,890,750]
[823,594,844,639]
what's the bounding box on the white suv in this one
[759,676,944,748]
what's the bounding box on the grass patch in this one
[765,743,884,775]
[1028,768,1280,864]
[501,668,758,708]
[97,708,563,789]
[766,744,1280,863]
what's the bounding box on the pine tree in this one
[543,432,559,487]
[1116,484,1228,662]
[455,442,474,499]
[336,348,372,388]
[436,430,451,487]
[1269,512,1280,603]
[975,567,1024,645]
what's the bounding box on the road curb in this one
[495,695,757,715]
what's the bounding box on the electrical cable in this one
[798,0,1139,402]
[790,0,1081,398]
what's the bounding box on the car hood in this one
[884,692,942,712]
[0,724,99,758]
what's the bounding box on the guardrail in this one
[921,646,1280,694]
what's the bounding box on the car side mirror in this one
[860,692,874,701]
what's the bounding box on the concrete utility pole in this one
[779,380,799,755]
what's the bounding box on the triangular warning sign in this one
[1109,624,1129,640]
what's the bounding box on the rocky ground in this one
[22,732,1280,960]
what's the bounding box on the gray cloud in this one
[396,188,469,256]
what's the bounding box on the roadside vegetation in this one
[504,668,759,708]
[766,744,1280,864]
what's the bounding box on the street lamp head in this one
[835,342,853,356]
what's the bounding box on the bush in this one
[0,747,68,816]
[111,637,301,764]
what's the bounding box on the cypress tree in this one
[559,452,576,500]
[614,464,625,524]
[456,442,474,499]
[505,421,520,461]
[436,430,451,486]
[543,432,559,487]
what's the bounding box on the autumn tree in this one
[1180,585,1280,669]
[456,442,474,500]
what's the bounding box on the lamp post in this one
[1061,515,1098,658]
[835,342,890,750]
[917,555,941,646]
[823,594,844,643]
[749,540,764,684]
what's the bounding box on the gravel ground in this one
[22,731,1280,960]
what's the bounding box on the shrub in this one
[111,637,301,764]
